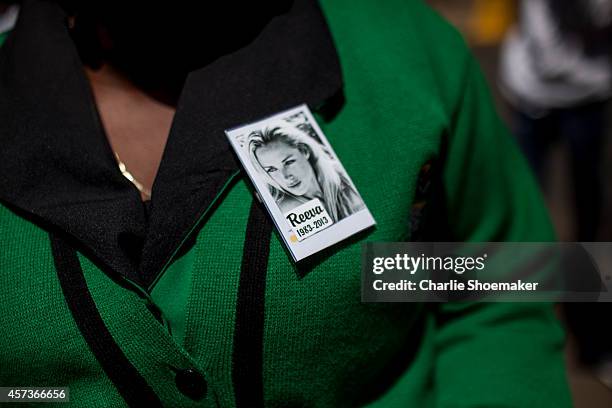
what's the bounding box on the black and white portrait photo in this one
[245,113,365,223]
[227,104,375,260]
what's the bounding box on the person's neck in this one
[85,63,177,201]
[90,60,186,107]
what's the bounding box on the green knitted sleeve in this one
[435,56,573,407]
[0,32,7,48]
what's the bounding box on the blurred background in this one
[1,0,611,406]
[428,1,612,406]
[429,0,612,242]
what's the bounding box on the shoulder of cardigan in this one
[0,0,343,288]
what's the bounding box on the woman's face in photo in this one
[256,141,318,198]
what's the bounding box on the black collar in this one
[0,0,343,287]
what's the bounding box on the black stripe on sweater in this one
[50,234,163,408]
[232,201,273,408]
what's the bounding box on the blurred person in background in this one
[0,1,18,45]
[500,0,612,241]
[500,0,612,386]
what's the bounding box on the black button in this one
[175,368,207,401]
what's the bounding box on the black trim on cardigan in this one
[0,0,343,288]
[232,200,274,408]
[50,233,163,407]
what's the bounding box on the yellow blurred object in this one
[470,0,515,45]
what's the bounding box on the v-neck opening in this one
[81,65,154,205]
[0,0,343,288]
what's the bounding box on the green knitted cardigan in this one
[0,1,571,407]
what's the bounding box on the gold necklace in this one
[114,152,152,200]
